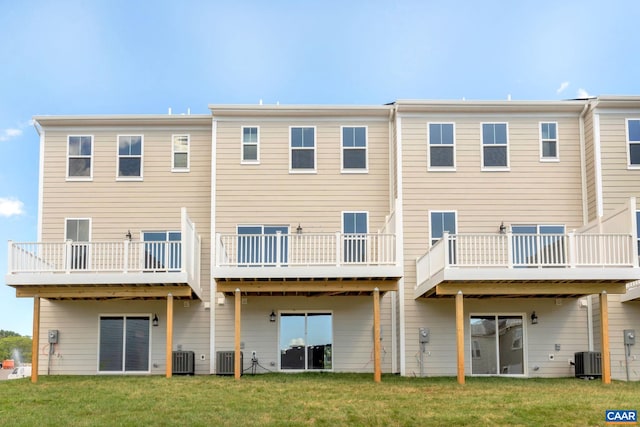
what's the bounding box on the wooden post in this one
[31,296,40,383]
[600,291,611,384]
[234,288,241,379]
[166,293,174,378]
[455,291,465,385]
[373,288,381,383]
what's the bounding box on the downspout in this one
[209,115,218,374]
[388,106,398,373]
[34,120,44,241]
[578,102,589,225]
[592,102,604,218]
[395,107,407,376]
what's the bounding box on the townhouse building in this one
[6,96,640,382]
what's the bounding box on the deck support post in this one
[166,293,174,378]
[600,291,611,384]
[373,287,381,383]
[456,291,465,385]
[235,288,241,379]
[31,296,40,383]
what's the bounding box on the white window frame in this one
[289,126,316,173]
[277,310,334,372]
[171,134,190,172]
[428,210,457,246]
[481,122,510,171]
[241,126,260,164]
[626,118,640,169]
[64,217,92,241]
[539,122,559,162]
[117,134,144,181]
[67,135,94,181]
[97,314,152,374]
[427,122,456,171]
[64,218,92,270]
[341,126,368,173]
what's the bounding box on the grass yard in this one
[0,374,638,426]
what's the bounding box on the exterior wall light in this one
[126,230,132,241]
[269,311,276,322]
[296,224,303,234]
[153,314,159,327]
[530,311,538,324]
[499,222,506,234]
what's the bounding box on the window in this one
[470,315,524,375]
[241,126,259,163]
[540,122,558,161]
[428,123,455,169]
[343,212,368,262]
[237,225,289,265]
[65,218,90,270]
[279,312,332,371]
[117,135,143,179]
[290,127,315,171]
[511,225,565,266]
[67,135,93,179]
[342,126,367,171]
[636,211,640,254]
[172,134,189,171]
[627,119,640,167]
[99,316,150,373]
[481,123,508,169]
[430,211,457,263]
[143,231,181,271]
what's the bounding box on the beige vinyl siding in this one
[583,111,598,221]
[213,294,393,373]
[37,299,210,375]
[399,113,585,374]
[602,295,640,381]
[598,113,640,213]
[215,119,391,234]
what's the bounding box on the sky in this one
[1,0,640,336]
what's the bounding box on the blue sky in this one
[1,0,639,336]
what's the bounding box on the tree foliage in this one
[0,336,32,363]
[0,329,21,339]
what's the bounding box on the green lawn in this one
[0,374,638,426]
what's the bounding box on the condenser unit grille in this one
[172,351,195,375]
[574,351,602,378]
[216,351,242,375]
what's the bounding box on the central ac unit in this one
[216,351,243,375]
[574,351,602,378]
[172,350,195,375]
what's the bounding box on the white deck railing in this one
[417,232,637,288]
[216,232,396,267]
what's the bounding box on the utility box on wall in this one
[48,330,59,344]
[624,330,635,346]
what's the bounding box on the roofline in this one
[33,114,212,127]
[395,99,589,114]
[208,104,393,118]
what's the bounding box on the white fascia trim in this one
[37,125,45,241]
[395,113,407,376]
[210,118,218,374]
[593,112,604,217]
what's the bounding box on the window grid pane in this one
[68,136,92,177]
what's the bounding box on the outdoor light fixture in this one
[269,311,276,323]
[530,311,538,325]
[499,222,506,234]
[126,230,132,241]
[153,314,159,327]
[296,224,303,234]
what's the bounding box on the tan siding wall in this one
[37,299,210,375]
[215,119,391,234]
[599,113,640,213]
[213,294,393,373]
[400,113,585,374]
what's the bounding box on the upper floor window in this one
[67,135,93,179]
[117,135,143,179]
[172,135,189,172]
[242,126,259,163]
[540,122,558,161]
[428,123,455,169]
[290,127,315,172]
[627,119,640,168]
[481,123,509,170]
[341,126,367,171]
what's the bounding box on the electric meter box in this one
[624,329,635,345]
[48,329,59,344]
[419,328,430,344]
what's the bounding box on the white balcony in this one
[214,232,401,281]
[6,208,202,300]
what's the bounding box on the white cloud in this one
[0,128,23,142]
[0,198,25,217]
[577,88,590,98]
[556,81,570,94]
